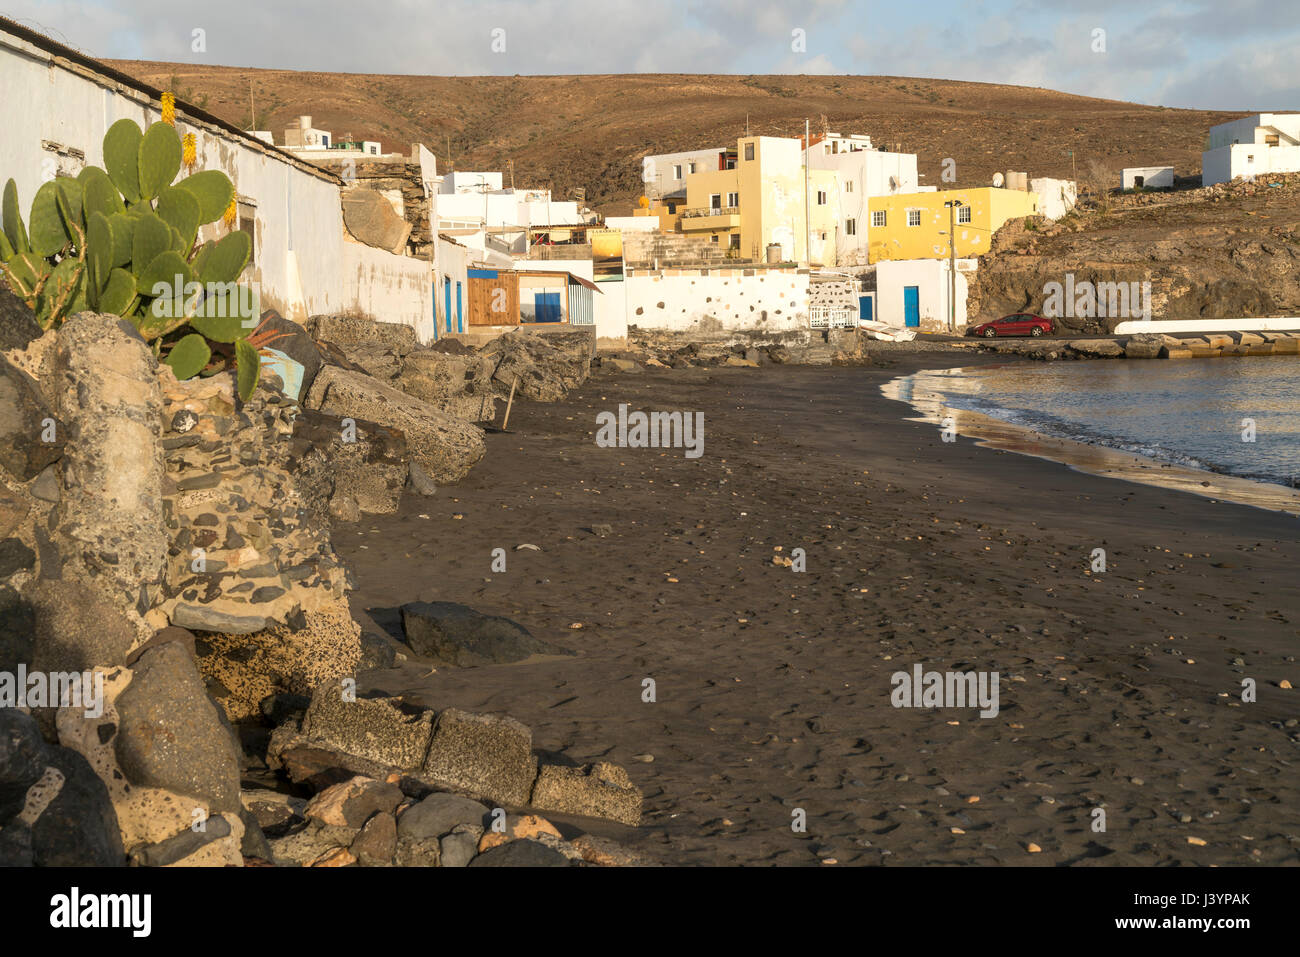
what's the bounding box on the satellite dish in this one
[992,172,1005,187]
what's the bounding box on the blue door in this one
[858,295,873,322]
[903,286,920,328]
[455,282,463,332]
[535,291,562,323]
[443,280,452,333]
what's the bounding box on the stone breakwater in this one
[0,296,645,867]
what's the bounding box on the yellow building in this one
[675,136,840,265]
[866,187,1039,263]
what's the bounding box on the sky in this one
[4,0,1297,111]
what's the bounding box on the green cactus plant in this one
[0,116,265,400]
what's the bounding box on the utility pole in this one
[943,199,963,332]
[508,158,515,191]
[804,117,811,266]
[248,77,255,130]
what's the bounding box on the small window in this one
[844,181,854,192]
[710,193,722,210]
[237,201,257,265]
[688,162,697,173]
[673,165,682,179]
[817,190,827,205]
[907,209,921,227]
[729,234,740,249]
[710,234,719,243]
[1266,134,1280,146]
[872,210,887,228]
[744,143,755,161]
[957,205,971,224]
[845,218,857,236]
[727,192,739,208]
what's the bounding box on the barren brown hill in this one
[105,61,1240,214]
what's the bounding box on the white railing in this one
[809,306,858,329]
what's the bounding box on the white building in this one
[282,115,385,160]
[1029,177,1079,218]
[642,148,732,199]
[440,171,504,194]
[0,20,436,340]
[1202,113,1300,185]
[1120,166,1174,191]
[806,134,921,266]
[871,258,976,332]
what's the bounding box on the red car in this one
[967,314,1053,338]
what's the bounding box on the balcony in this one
[680,206,741,231]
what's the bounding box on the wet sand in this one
[336,355,1300,866]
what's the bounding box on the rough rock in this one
[438,827,478,867]
[289,408,409,517]
[303,775,403,828]
[0,709,47,825]
[267,820,360,866]
[394,350,497,421]
[1067,339,1125,358]
[306,365,485,485]
[51,313,166,600]
[0,585,34,675]
[28,577,138,673]
[300,687,435,771]
[400,601,574,667]
[195,597,362,723]
[396,791,489,840]
[114,641,241,813]
[31,746,126,866]
[530,761,643,826]
[481,331,591,402]
[422,708,537,807]
[127,812,232,866]
[0,286,43,353]
[468,838,570,867]
[350,810,397,865]
[342,189,412,254]
[0,357,64,482]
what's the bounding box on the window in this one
[710,193,722,210]
[710,234,719,243]
[727,192,739,208]
[817,190,828,205]
[237,201,257,265]
[872,210,887,228]
[844,180,854,192]
[744,143,755,161]
[1266,134,1280,146]
[907,209,921,227]
[845,218,857,236]
[729,234,740,249]
[957,205,971,224]
[673,165,682,179]
[688,162,697,173]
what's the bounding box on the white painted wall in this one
[592,279,629,346]
[604,216,658,232]
[342,242,434,342]
[0,26,347,324]
[625,268,808,332]
[1202,143,1300,185]
[808,146,919,266]
[441,171,503,194]
[643,148,727,198]
[1030,177,1079,219]
[1121,166,1174,190]
[435,236,471,339]
[875,258,975,332]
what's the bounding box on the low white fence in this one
[809,306,858,330]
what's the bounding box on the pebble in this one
[1026,842,1042,853]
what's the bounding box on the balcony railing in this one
[681,205,740,218]
[809,306,858,330]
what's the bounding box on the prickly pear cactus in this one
[0,112,272,400]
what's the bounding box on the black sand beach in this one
[337,356,1300,866]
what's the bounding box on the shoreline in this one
[882,363,1300,518]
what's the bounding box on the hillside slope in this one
[104,62,1238,213]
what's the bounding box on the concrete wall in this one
[868,187,1038,263]
[435,237,471,339]
[342,242,434,343]
[1202,143,1300,185]
[0,28,349,324]
[875,258,974,332]
[1121,167,1174,190]
[625,267,808,332]
[1030,177,1079,219]
[808,146,920,265]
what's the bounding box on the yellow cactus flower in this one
[161,91,176,126]
[223,197,237,227]
[182,132,197,170]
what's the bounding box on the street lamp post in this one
[943,199,964,332]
